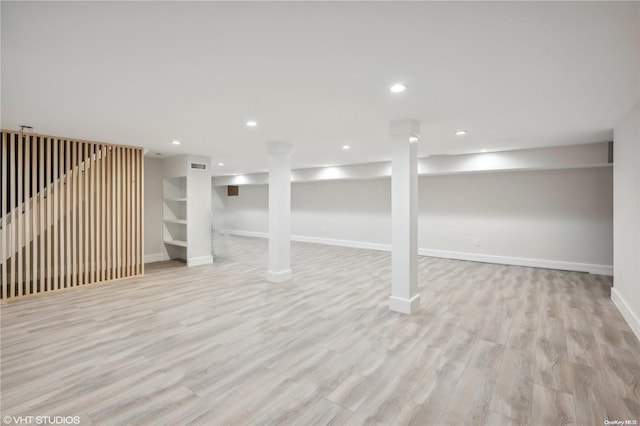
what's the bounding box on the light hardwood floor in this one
[1,236,639,425]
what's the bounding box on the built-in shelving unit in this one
[163,177,187,261]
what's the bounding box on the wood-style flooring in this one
[1,236,639,425]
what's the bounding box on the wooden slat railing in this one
[0,130,144,300]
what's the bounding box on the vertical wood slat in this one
[84,141,90,283]
[89,144,97,283]
[46,137,52,292]
[24,134,31,296]
[135,149,140,275]
[106,147,111,281]
[53,138,59,291]
[92,145,98,282]
[79,141,85,285]
[133,151,142,275]
[120,147,125,278]
[16,134,23,296]
[1,130,143,300]
[71,139,78,287]
[9,133,15,297]
[107,147,113,281]
[140,150,144,275]
[110,146,115,280]
[96,145,104,282]
[39,137,45,292]
[58,139,65,289]
[1,133,7,299]
[100,146,105,281]
[65,140,71,288]
[122,147,125,277]
[116,147,121,279]
[123,148,131,276]
[31,136,38,294]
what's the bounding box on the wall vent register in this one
[190,162,207,170]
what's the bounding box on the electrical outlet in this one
[474,238,480,247]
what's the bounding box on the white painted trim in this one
[267,269,292,283]
[226,229,391,252]
[224,230,613,276]
[389,294,421,314]
[418,248,613,276]
[611,287,640,341]
[144,253,164,264]
[226,229,268,239]
[188,255,214,267]
[292,235,390,252]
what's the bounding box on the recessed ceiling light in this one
[218,162,224,166]
[155,152,162,156]
[390,83,406,93]
[171,140,181,145]
[342,145,351,150]
[409,136,419,142]
[455,130,468,136]
[246,120,257,127]
[480,149,488,153]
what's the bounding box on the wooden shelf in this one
[163,176,188,262]
[164,239,187,248]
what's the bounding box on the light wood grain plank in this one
[531,383,575,426]
[536,313,573,393]
[1,237,637,423]
[489,348,534,425]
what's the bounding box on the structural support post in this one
[389,119,420,314]
[266,141,293,283]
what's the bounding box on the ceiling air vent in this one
[190,162,207,171]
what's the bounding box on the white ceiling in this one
[2,1,639,175]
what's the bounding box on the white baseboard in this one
[188,255,213,267]
[389,294,420,314]
[226,230,268,239]
[226,229,391,252]
[144,253,164,264]
[611,287,640,341]
[418,248,613,276]
[224,230,612,276]
[266,269,293,283]
[293,235,390,252]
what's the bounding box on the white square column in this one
[389,119,420,314]
[266,141,293,283]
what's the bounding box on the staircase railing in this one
[1,130,144,300]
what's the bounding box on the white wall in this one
[292,179,391,246]
[144,157,164,261]
[219,184,269,234]
[145,155,214,265]
[186,155,213,266]
[419,168,613,267]
[218,166,613,273]
[613,103,640,339]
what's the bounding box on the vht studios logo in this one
[2,416,81,425]
[604,421,638,425]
